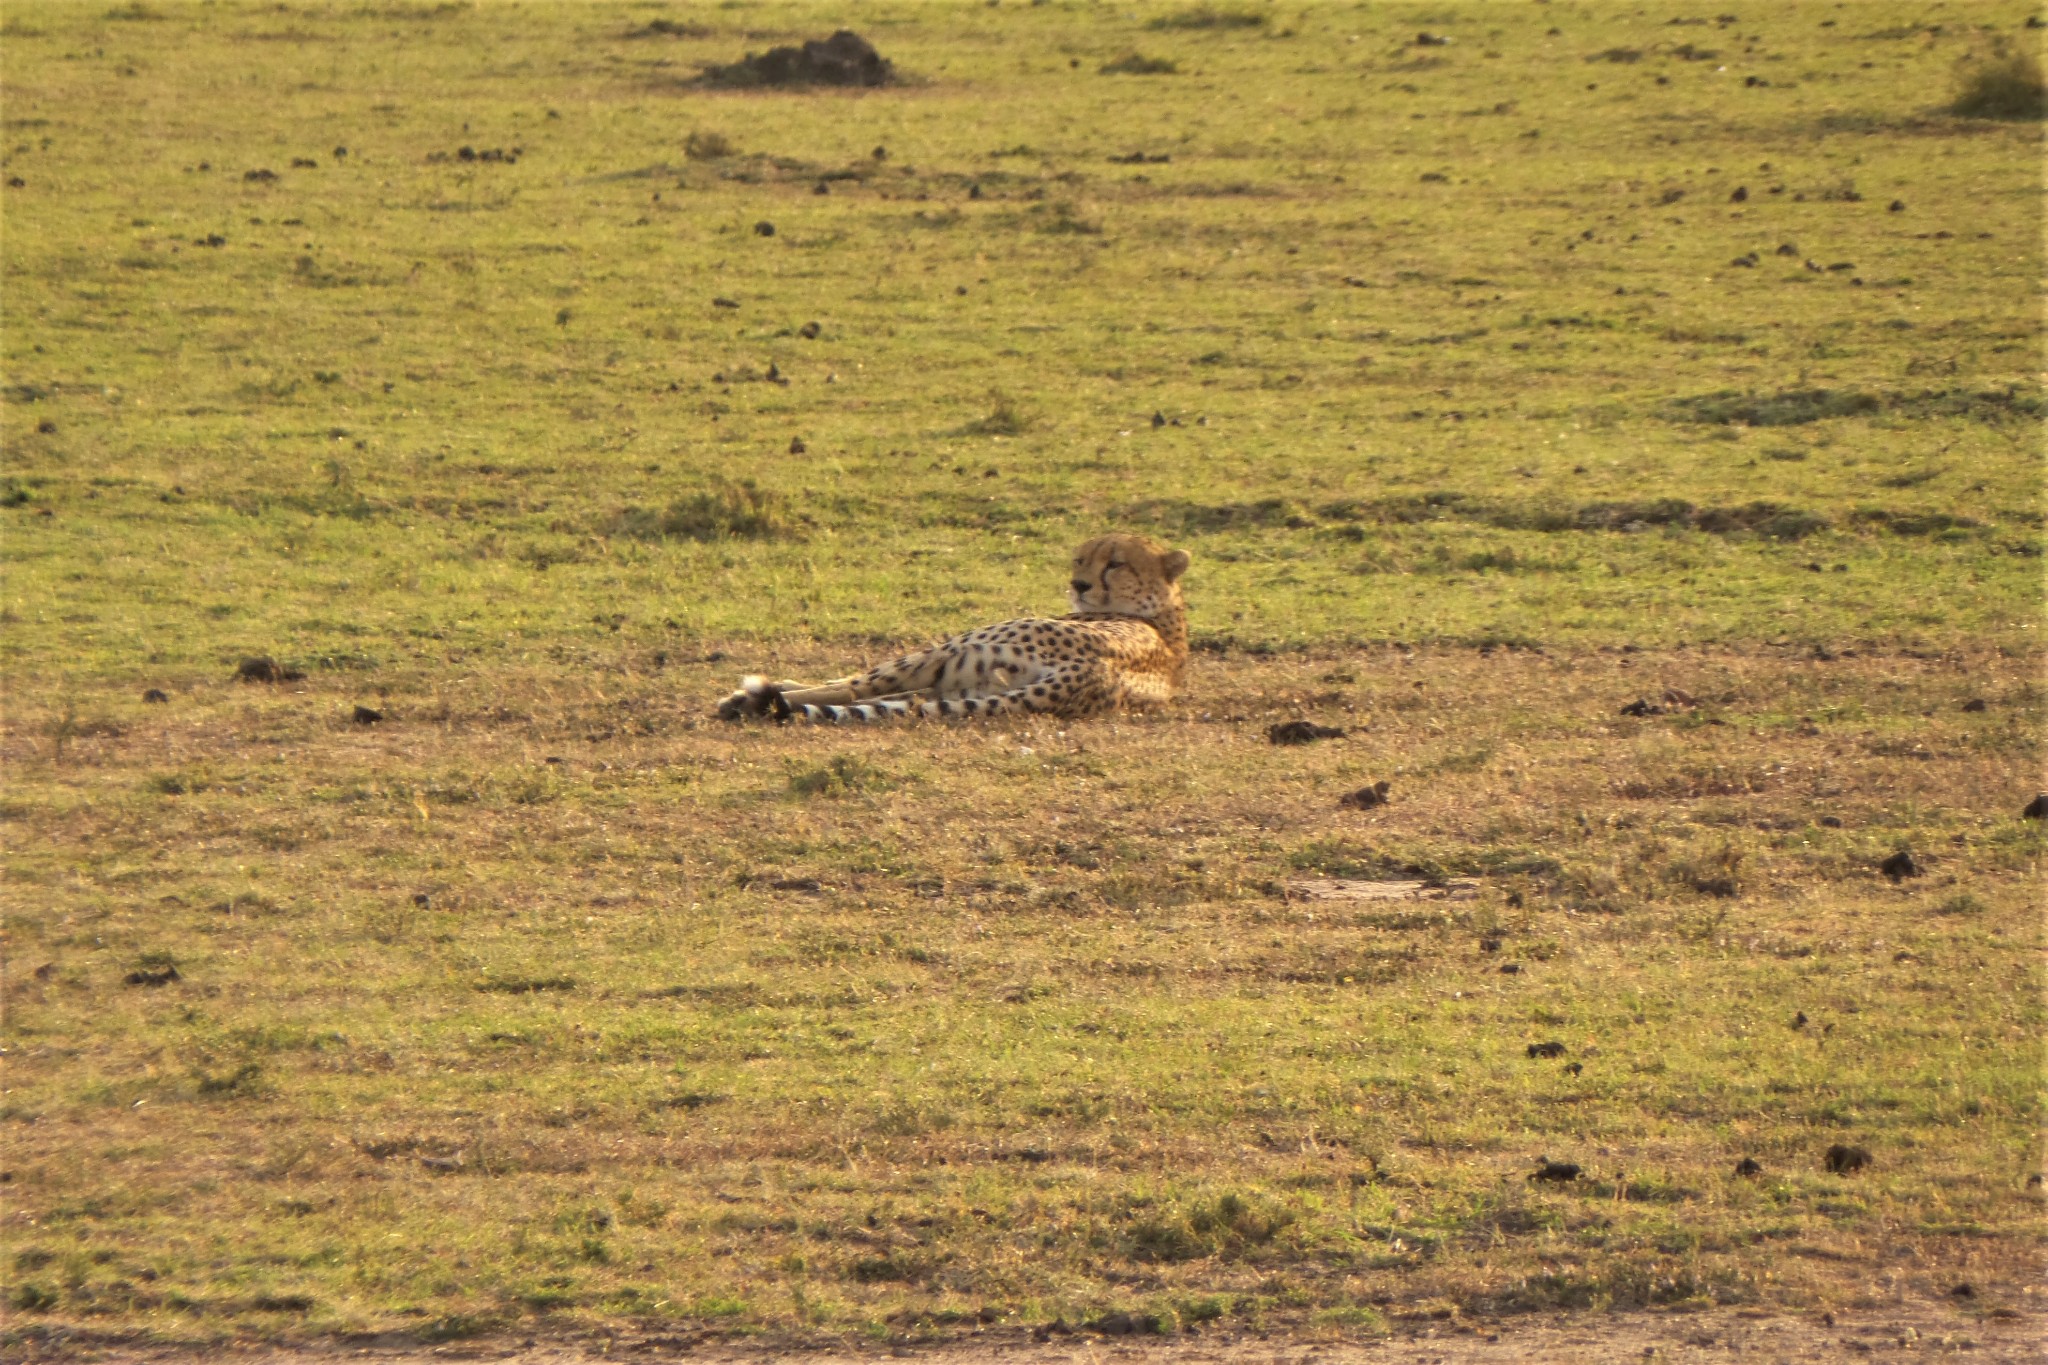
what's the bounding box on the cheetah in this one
[715,533,1191,723]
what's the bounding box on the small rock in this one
[1824,1143,1871,1175]
[1879,850,1919,882]
[142,688,169,704]
[1734,1157,1763,1177]
[351,705,383,725]
[1526,1040,1567,1059]
[1267,720,1344,745]
[1339,780,1390,810]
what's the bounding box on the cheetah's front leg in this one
[715,673,858,721]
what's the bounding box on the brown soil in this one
[14,1298,2044,1365]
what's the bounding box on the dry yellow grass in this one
[4,645,2040,1341]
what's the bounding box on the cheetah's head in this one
[1068,533,1190,620]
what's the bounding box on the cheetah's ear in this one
[1160,548,1191,581]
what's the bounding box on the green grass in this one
[2,0,2043,1349]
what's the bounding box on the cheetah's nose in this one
[1071,579,1091,596]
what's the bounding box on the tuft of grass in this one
[475,976,576,994]
[1665,388,1882,427]
[609,481,798,542]
[1148,6,1266,31]
[964,391,1032,435]
[1128,1191,1294,1262]
[195,1062,266,1097]
[1101,53,1180,75]
[683,128,736,160]
[1949,41,2047,120]
[1314,493,1829,541]
[786,755,893,797]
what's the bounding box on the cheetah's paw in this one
[715,675,784,722]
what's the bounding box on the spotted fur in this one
[715,533,1191,724]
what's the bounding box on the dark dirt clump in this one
[700,31,896,89]
[1825,1143,1872,1174]
[1268,720,1345,745]
[237,657,305,683]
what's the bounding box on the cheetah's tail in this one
[789,694,1036,723]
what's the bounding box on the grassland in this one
[1,0,2043,1351]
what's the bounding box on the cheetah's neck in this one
[1071,603,1189,678]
